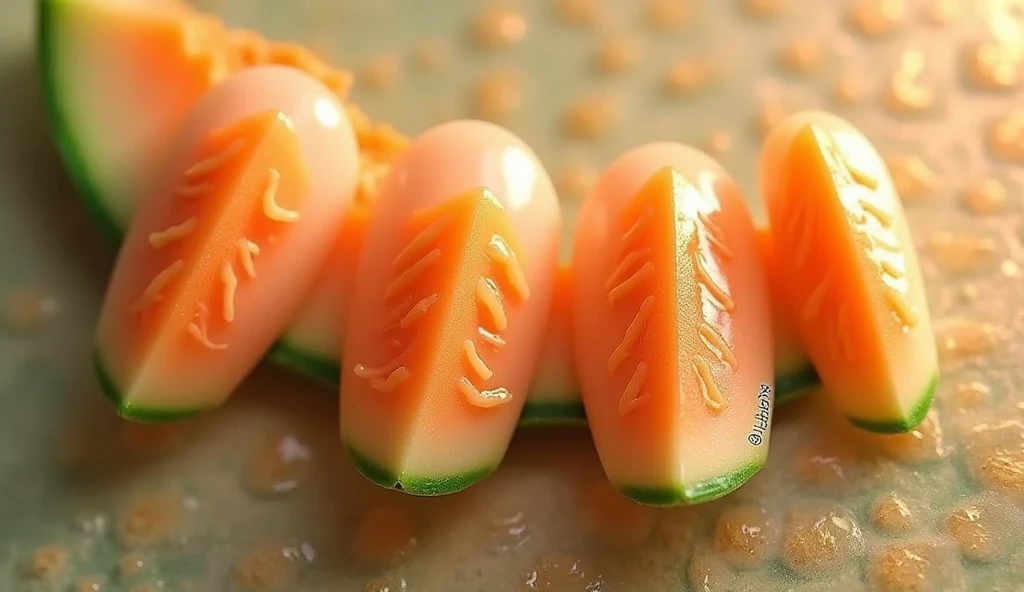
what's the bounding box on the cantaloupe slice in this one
[95,66,358,420]
[572,143,774,506]
[340,120,561,494]
[759,111,937,433]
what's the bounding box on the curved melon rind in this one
[618,461,763,507]
[775,363,820,403]
[518,399,587,426]
[93,352,207,423]
[266,342,340,386]
[345,445,496,496]
[37,0,122,241]
[846,373,936,434]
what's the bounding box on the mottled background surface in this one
[1,0,1024,590]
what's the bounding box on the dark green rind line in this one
[345,444,496,496]
[618,461,764,507]
[93,351,207,423]
[267,341,341,386]
[846,372,938,434]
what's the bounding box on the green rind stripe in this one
[846,373,937,434]
[774,362,820,401]
[266,341,341,386]
[618,461,763,507]
[38,0,124,243]
[93,351,207,423]
[518,398,587,425]
[345,444,496,496]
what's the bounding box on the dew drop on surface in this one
[595,35,641,76]
[24,545,68,581]
[412,39,449,72]
[987,109,1024,163]
[869,538,967,592]
[712,502,776,569]
[472,69,523,122]
[949,380,991,412]
[234,544,302,591]
[885,154,940,203]
[961,177,1007,214]
[76,575,105,592]
[943,494,1021,562]
[642,0,691,32]
[576,480,655,547]
[687,546,735,592]
[521,554,602,591]
[74,512,109,537]
[471,3,528,49]
[555,0,602,28]
[791,440,864,493]
[118,552,149,580]
[351,506,418,566]
[870,492,914,533]
[563,94,619,141]
[489,510,532,552]
[846,0,908,37]
[933,317,1007,366]
[925,231,997,273]
[365,576,409,592]
[117,494,183,549]
[243,433,313,497]
[781,504,865,576]
[778,37,822,75]
[963,419,1024,501]
[4,286,59,330]
[963,37,1023,92]
[875,410,951,464]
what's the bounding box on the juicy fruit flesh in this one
[572,146,773,505]
[763,114,937,432]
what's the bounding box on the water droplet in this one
[243,434,313,497]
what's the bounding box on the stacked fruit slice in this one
[38,0,938,505]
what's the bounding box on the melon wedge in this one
[759,111,937,433]
[572,143,774,506]
[95,66,358,420]
[341,120,561,494]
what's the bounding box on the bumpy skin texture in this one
[572,143,774,506]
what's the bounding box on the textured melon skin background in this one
[4,0,1024,590]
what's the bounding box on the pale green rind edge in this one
[38,0,124,242]
[93,350,209,423]
[618,460,764,507]
[345,444,496,496]
[845,372,938,434]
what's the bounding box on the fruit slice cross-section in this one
[572,143,774,506]
[341,120,561,495]
[759,111,937,433]
[95,66,359,421]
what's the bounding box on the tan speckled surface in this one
[2,0,1024,590]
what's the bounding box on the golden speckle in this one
[934,317,1007,366]
[925,0,959,25]
[472,4,527,49]
[563,94,618,141]
[869,539,966,592]
[576,480,655,547]
[950,381,991,411]
[643,0,691,31]
[663,57,715,96]
[703,129,733,157]
[243,433,313,497]
[926,231,997,272]
[753,99,787,137]
[352,506,418,566]
[76,575,105,592]
[595,35,641,75]
[792,440,863,492]
[359,53,399,91]
[847,0,908,37]
[741,0,787,19]
[713,503,776,568]
[832,72,871,105]
[489,511,531,551]
[944,496,1013,562]
[235,545,300,591]
[885,154,939,202]
[778,37,822,74]
[25,545,67,580]
[870,492,914,533]
[412,39,449,71]
[964,39,1023,92]
[472,69,523,121]
[555,0,602,28]
[522,554,603,591]
[4,286,58,329]
[884,50,935,115]
[118,553,148,579]
[961,178,1007,214]
[963,420,1024,501]
[987,109,1024,163]
[555,160,599,200]
[782,504,865,575]
[117,494,183,549]
[876,410,950,464]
